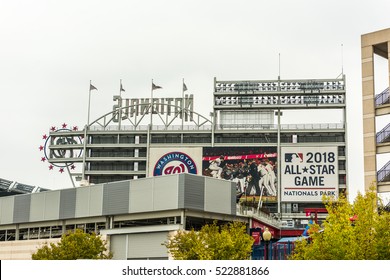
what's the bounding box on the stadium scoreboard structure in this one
[45,76,347,223]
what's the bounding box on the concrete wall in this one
[0,238,60,260]
[0,174,236,226]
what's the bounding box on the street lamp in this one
[262,227,272,260]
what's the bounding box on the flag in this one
[183,82,188,92]
[120,83,125,92]
[90,84,97,91]
[152,83,162,90]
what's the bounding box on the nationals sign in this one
[153,151,198,176]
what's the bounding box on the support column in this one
[361,45,377,191]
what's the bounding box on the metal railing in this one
[252,242,296,260]
[90,125,150,131]
[216,124,277,130]
[375,87,390,106]
[237,205,281,228]
[89,123,344,132]
[377,123,390,144]
[280,123,344,130]
[378,160,390,183]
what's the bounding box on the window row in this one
[90,149,147,158]
[0,222,106,242]
[89,162,146,171]
[90,135,147,144]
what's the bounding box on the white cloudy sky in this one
[0,0,389,202]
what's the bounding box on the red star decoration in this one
[42,134,47,140]
[70,165,76,170]
[62,123,67,128]
[72,126,78,131]
[50,126,56,131]
[49,165,54,170]
[39,145,44,151]
[41,157,46,162]
[59,168,64,173]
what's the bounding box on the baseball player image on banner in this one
[202,147,278,201]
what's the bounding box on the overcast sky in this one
[0,0,389,202]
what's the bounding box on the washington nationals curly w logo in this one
[153,152,198,176]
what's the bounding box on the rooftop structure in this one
[0,177,49,197]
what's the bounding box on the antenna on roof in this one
[341,43,344,76]
[337,44,344,79]
[278,53,281,80]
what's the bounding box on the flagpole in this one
[150,79,161,131]
[182,78,185,130]
[147,79,153,179]
[84,79,94,186]
[120,79,122,97]
[87,80,92,126]
[118,79,122,130]
[151,79,154,129]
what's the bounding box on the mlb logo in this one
[285,153,303,163]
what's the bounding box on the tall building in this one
[361,28,390,193]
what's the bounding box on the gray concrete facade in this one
[0,173,236,226]
[0,173,244,260]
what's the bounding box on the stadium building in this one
[45,76,347,226]
[0,75,348,259]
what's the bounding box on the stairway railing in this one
[375,87,390,107]
[377,160,390,183]
[377,123,390,144]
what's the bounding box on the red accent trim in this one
[279,229,304,237]
[203,153,277,161]
[304,208,328,223]
[305,208,328,215]
[285,188,335,190]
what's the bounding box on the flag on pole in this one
[183,82,188,92]
[90,84,98,91]
[152,83,162,90]
[120,83,125,92]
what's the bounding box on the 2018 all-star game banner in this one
[281,146,338,202]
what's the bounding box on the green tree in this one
[32,229,112,260]
[164,221,254,260]
[291,188,390,260]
